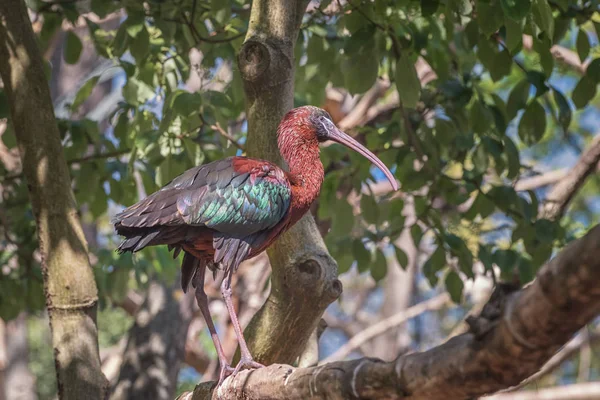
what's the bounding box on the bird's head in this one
[278,106,399,191]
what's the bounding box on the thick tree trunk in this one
[0,2,107,399]
[4,314,37,400]
[236,0,342,365]
[110,281,194,400]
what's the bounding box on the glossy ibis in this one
[113,106,398,383]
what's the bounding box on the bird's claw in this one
[231,356,265,378]
[217,363,235,387]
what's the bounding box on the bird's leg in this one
[220,273,265,376]
[193,264,234,385]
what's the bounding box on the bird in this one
[113,105,398,384]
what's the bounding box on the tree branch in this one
[541,135,600,220]
[181,224,600,399]
[515,169,568,192]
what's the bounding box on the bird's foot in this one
[217,363,235,387]
[231,355,265,378]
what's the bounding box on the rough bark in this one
[188,224,600,399]
[236,0,342,365]
[4,314,37,400]
[0,2,107,399]
[110,281,194,400]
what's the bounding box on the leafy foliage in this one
[1,0,600,322]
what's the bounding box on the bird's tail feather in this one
[181,252,201,293]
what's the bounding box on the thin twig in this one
[210,122,244,151]
[1,148,131,182]
[320,293,450,364]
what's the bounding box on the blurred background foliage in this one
[1,0,600,398]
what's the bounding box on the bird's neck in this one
[278,127,324,215]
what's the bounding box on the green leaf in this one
[353,239,371,273]
[1,128,16,149]
[335,243,355,274]
[504,137,521,179]
[445,271,464,303]
[586,59,600,83]
[331,199,355,237]
[361,195,380,225]
[71,75,100,110]
[423,246,445,287]
[125,15,145,38]
[395,247,409,270]
[342,51,379,94]
[395,53,421,109]
[517,256,534,284]
[477,0,504,36]
[552,87,571,131]
[572,76,597,109]
[465,191,496,219]
[470,100,490,135]
[504,16,523,52]
[493,248,518,278]
[532,37,554,77]
[506,79,530,121]
[64,31,83,64]
[122,78,155,105]
[532,0,554,39]
[500,0,531,20]
[534,219,557,244]
[576,29,590,62]
[526,71,549,97]
[410,224,423,246]
[421,0,440,16]
[473,144,489,173]
[130,26,150,63]
[518,100,546,145]
[371,249,388,282]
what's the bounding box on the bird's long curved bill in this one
[328,127,399,191]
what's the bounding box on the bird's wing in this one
[114,157,292,238]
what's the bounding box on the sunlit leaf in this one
[71,75,100,110]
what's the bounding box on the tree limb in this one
[181,224,600,399]
[515,169,567,192]
[541,135,600,220]
[0,1,107,398]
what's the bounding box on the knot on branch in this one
[237,36,293,90]
[466,283,520,339]
[283,253,342,304]
[238,39,270,82]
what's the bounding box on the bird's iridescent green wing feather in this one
[114,157,292,238]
